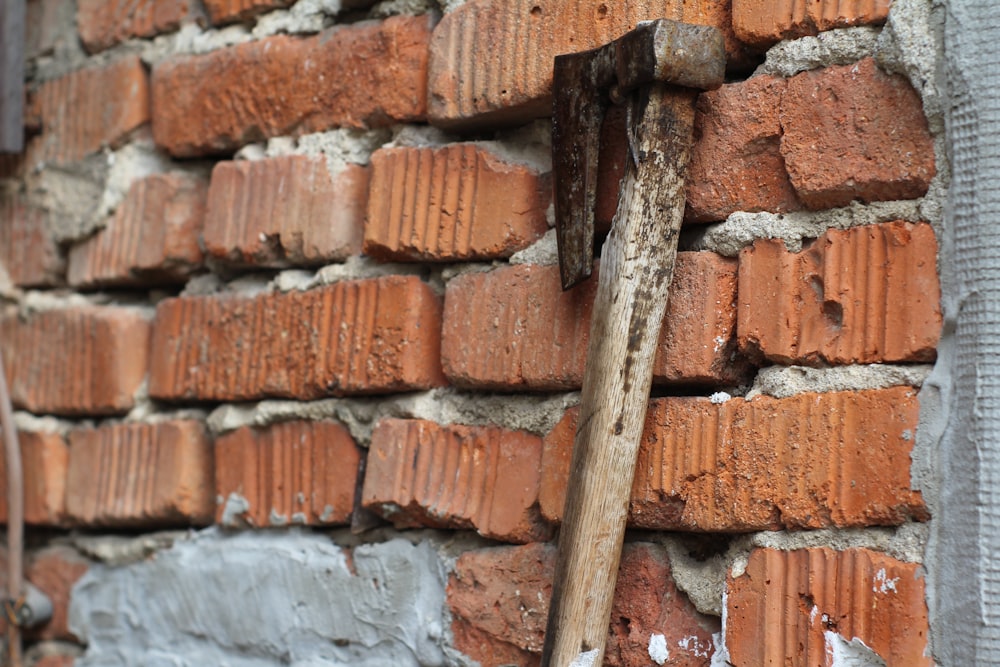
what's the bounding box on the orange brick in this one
[442,253,747,390]
[0,431,68,526]
[448,542,719,667]
[726,548,931,666]
[427,0,749,129]
[65,420,214,527]
[0,307,150,416]
[68,173,206,288]
[25,546,90,642]
[780,58,936,210]
[540,387,927,531]
[202,0,290,24]
[29,55,149,165]
[733,0,891,47]
[77,0,204,53]
[32,656,76,667]
[0,191,62,287]
[215,420,360,527]
[152,16,432,157]
[364,144,549,261]
[203,156,366,267]
[362,418,549,543]
[149,276,445,402]
[738,221,941,365]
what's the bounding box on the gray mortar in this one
[11,411,75,435]
[370,0,440,18]
[250,0,341,38]
[757,26,881,78]
[746,364,933,399]
[72,532,188,566]
[510,228,560,265]
[207,387,580,445]
[271,256,427,292]
[270,127,392,173]
[68,529,458,667]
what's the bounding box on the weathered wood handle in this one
[541,83,698,667]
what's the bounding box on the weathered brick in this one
[540,387,927,531]
[448,542,719,667]
[362,418,549,543]
[428,0,749,129]
[32,656,76,667]
[780,58,936,209]
[0,431,68,526]
[149,276,445,401]
[726,548,931,666]
[65,421,214,527]
[215,420,360,528]
[0,307,150,416]
[738,221,941,365]
[733,0,891,46]
[364,144,549,261]
[77,0,204,53]
[68,173,206,288]
[29,55,149,165]
[25,547,90,642]
[442,253,747,390]
[152,16,432,156]
[202,156,366,267]
[0,190,62,287]
[202,0,290,24]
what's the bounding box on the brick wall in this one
[0,0,943,665]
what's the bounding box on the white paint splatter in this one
[710,391,732,404]
[677,634,713,658]
[824,631,887,666]
[648,634,669,665]
[714,335,727,351]
[810,604,820,625]
[569,648,600,667]
[872,568,899,594]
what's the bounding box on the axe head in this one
[552,19,726,290]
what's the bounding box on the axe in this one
[543,20,725,667]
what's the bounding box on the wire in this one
[0,347,23,667]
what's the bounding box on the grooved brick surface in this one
[726,548,932,666]
[448,542,719,667]
[68,173,207,287]
[0,431,68,525]
[733,0,891,46]
[203,0,292,24]
[362,418,549,543]
[0,191,62,287]
[540,387,927,531]
[0,307,150,416]
[65,421,214,527]
[149,276,445,401]
[780,58,936,210]
[29,55,149,165]
[77,0,204,53]
[427,0,746,129]
[215,420,360,527]
[442,253,747,390]
[738,221,941,365]
[203,156,366,267]
[152,16,433,156]
[364,144,549,261]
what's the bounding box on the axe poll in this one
[543,19,725,667]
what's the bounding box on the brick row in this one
[733,0,891,46]
[77,0,204,53]
[0,191,62,287]
[540,387,927,532]
[362,418,549,543]
[68,173,207,288]
[149,276,445,402]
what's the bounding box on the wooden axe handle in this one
[541,83,697,667]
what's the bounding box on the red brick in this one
[0,191,62,287]
[0,307,150,416]
[442,253,747,391]
[540,387,927,531]
[203,156,366,267]
[25,546,90,642]
[77,0,204,53]
[33,656,76,667]
[733,0,891,47]
[67,173,206,288]
[738,221,941,365]
[427,0,750,129]
[65,420,214,527]
[780,58,936,210]
[149,276,445,401]
[362,418,549,543]
[215,420,360,527]
[0,431,68,526]
[364,144,549,261]
[202,0,289,24]
[152,16,432,157]
[726,548,931,666]
[448,542,719,667]
[29,56,149,165]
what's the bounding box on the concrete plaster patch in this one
[747,364,933,399]
[68,529,451,667]
[510,228,559,266]
[757,26,881,77]
[824,632,888,666]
